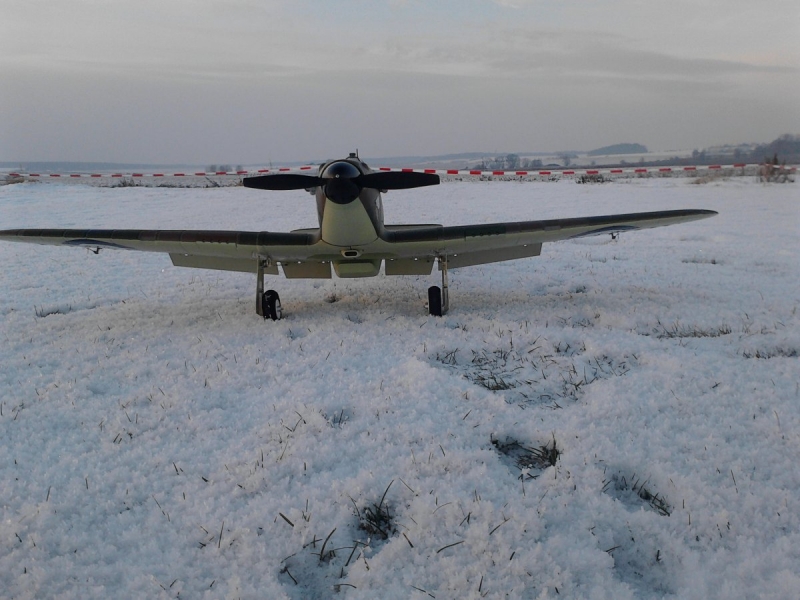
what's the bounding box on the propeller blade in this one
[243,168,440,195]
[243,174,323,190]
[359,171,440,190]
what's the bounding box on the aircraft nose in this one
[322,161,362,204]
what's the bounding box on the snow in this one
[1,178,798,599]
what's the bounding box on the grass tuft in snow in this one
[492,434,560,478]
[741,346,798,359]
[652,319,732,339]
[34,303,72,318]
[682,256,722,265]
[433,339,637,407]
[353,480,396,541]
[602,471,672,517]
[434,347,529,393]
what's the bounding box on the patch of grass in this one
[682,256,721,265]
[467,347,533,392]
[602,471,671,517]
[741,347,798,359]
[492,434,560,477]
[435,347,528,391]
[652,320,732,339]
[432,337,637,407]
[34,304,72,318]
[353,480,396,541]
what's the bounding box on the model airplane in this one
[0,153,716,319]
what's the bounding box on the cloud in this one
[1,0,797,162]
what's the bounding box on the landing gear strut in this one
[256,259,282,320]
[428,255,449,317]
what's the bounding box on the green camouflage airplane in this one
[0,153,716,320]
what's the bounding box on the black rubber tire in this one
[263,290,282,321]
[428,285,443,317]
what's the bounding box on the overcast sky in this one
[3,0,799,165]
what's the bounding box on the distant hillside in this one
[748,134,800,163]
[587,143,648,156]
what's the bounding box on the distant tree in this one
[505,154,520,170]
[525,158,543,169]
[753,135,799,182]
[750,134,800,164]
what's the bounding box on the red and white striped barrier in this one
[373,163,783,178]
[7,163,794,180]
[6,165,317,179]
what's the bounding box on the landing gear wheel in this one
[262,290,282,321]
[428,285,443,317]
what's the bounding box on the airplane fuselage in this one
[314,155,387,277]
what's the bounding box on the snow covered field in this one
[1,178,798,599]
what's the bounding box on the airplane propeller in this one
[243,163,439,203]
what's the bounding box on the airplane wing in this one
[0,228,319,274]
[383,209,717,268]
[0,209,716,275]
